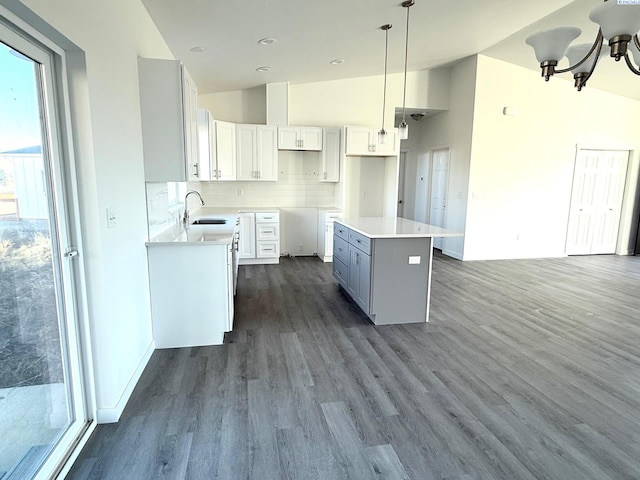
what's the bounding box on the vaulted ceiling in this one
[141,0,640,101]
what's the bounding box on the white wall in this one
[22,0,174,422]
[421,56,478,260]
[199,86,266,124]
[464,55,640,260]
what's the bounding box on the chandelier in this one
[525,0,640,91]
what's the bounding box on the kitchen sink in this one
[191,218,227,225]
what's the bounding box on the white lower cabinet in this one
[239,211,280,264]
[147,243,234,348]
[317,209,342,262]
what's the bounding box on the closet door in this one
[566,149,628,255]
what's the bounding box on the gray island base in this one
[332,217,461,325]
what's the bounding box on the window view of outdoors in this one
[0,40,72,478]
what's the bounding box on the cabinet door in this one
[236,124,257,181]
[278,127,300,150]
[238,213,256,258]
[215,121,237,181]
[197,109,214,181]
[257,125,278,181]
[356,251,371,313]
[300,127,323,151]
[345,126,375,156]
[347,245,360,298]
[325,222,334,257]
[321,128,340,182]
[226,246,235,331]
[182,67,200,181]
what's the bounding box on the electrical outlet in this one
[298,244,304,252]
[237,188,243,196]
[409,255,421,265]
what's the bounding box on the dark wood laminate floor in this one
[67,253,640,479]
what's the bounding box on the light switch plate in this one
[106,207,116,228]
[409,255,421,265]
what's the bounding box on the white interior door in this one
[429,148,450,250]
[566,149,628,255]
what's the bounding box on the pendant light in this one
[398,0,414,140]
[378,24,392,145]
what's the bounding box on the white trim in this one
[96,341,155,424]
[54,421,97,479]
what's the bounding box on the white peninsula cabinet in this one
[138,57,199,182]
[278,126,323,151]
[197,109,237,181]
[345,126,398,156]
[236,124,278,181]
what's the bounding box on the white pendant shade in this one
[398,122,408,140]
[630,39,640,66]
[589,2,640,41]
[566,42,610,74]
[526,27,581,63]
[378,129,387,144]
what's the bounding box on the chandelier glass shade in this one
[525,0,640,90]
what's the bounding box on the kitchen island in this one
[333,217,461,325]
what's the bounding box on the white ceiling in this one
[141,0,640,101]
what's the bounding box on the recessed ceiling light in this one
[256,66,271,72]
[329,59,344,65]
[258,38,277,45]
[189,46,205,53]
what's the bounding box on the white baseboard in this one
[443,248,463,260]
[96,341,155,424]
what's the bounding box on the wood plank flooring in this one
[66,253,640,479]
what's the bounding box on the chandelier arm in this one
[635,34,640,51]
[576,39,603,89]
[624,53,640,75]
[555,31,603,74]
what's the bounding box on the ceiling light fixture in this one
[256,66,271,72]
[329,59,344,65]
[189,46,205,53]
[398,0,414,140]
[258,38,277,45]
[525,0,640,91]
[378,24,392,145]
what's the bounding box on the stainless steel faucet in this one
[183,190,205,224]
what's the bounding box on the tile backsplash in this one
[198,151,336,208]
[145,151,338,239]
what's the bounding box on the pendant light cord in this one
[401,2,411,123]
[382,25,390,132]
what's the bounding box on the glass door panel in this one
[0,20,86,479]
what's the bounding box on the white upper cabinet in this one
[320,128,341,182]
[344,126,397,157]
[138,57,200,182]
[215,120,237,181]
[197,110,237,181]
[236,124,278,181]
[278,126,323,151]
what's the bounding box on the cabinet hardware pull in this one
[194,163,199,177]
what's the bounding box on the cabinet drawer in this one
[257,240,280,258]
[349,230,371,255]
[334,223,349,241]
[257,223,279,241]
[332,257,348,288]
[333,235,349,265]
[256,212,279,223]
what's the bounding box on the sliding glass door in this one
[0,15,89,480]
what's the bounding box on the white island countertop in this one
[336,217,462,239]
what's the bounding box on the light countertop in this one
[146,213,238,246]
[336,217,462,239]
